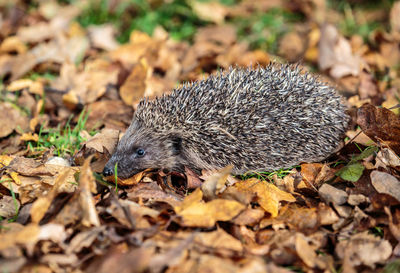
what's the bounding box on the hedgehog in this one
[102,64,349,179]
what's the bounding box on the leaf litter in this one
[1,1,400,272]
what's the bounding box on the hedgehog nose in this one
[102,166,114,177]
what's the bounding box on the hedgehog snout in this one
[103,155,119,177]
[102,165,114,177]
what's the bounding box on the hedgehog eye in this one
[136,148,146,157]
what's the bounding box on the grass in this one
[338,3,381,41]
[77,0,207,43]
[26,109,94,157]
[234,8,303,53]
[114,162,118,194]
[239,166,299,182]
[75,0,300,53]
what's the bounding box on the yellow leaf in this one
[20,132,39,142]
[234,178,296,217]
[0,155,13,167]
[175,192,245,228]
[174,187,203,214]
[119,62,148,106]
[10,172,21,185]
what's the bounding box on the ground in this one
[1,0,400,272]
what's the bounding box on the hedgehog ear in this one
[171,136,182,155]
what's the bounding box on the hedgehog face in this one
[103,121,182,178]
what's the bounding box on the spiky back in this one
[135,64,349,174]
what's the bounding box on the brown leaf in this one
[0,195,20,218]
[127,181,183,208]
[88,24,119,51]
[370,171,400,202]
[119,61,148,106]
[30,169,72,224]
[191,1,228,24]
[233,178,296,217]
[86,247,153,273]
[295,233,327,269]
[195,228,243,254]
[110,30,161,67]
[336,231,392,269]
[201,166,233,200]
[357,103,400,155]
[278,32,305,61]
[174,188,245,227]
[0,102,29,137]
[55,60,119,108]
[318,183,348,206]
[185,167,203,189]
[375,147,400,168]
[391,1,400,36]
[79,156,100,227]
[9,157,51,176]
[86,100,133,131]
[0,223,40,251]
[0,36,27,54]
[319,24,362,79]
[232,208,265,226]
[299,163,335,189]
[358,71,379,100]
[65,227,105,255]
[83,128,119,154]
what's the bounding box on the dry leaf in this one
[191,1,228,24]
[371,171,400,202]
[0,102,29,137]
[336,231,392,269]
[88,24,119,51]
[234,178,296,217]
[175,188,245,227]
[119,61,148,106]
[318,183,348,206]
[79,156,100,227]
[357,103,400,155]
[319,24,362,79]
[30,169,72,224]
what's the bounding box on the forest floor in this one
[1,0,400,272]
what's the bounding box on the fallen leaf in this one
[357,103,400,155]
[175,188,245,227]
[278,32,304,62]
[195,228,243,253]
[336,231,392,269]
[88,24,119,51]
[319,24,362,79]
[0,195,20,218]
[233,178,296,217]
[119,61,148,106]
[336,162,365,182]
[79,156,100,227]
[375,147,400,168]
[0,36,27,54]
[318,183,348,205]
[371,171,400,202]
[0,223,40,251]
[232,208,265,226]
[0,102,29,137]
[20,132,39,142]
[358,71,379,100]
[30,169,72,224]
[201,166,233,200]
[295,233,326,269]
[82,128,119,154]
[191,1,228,24]
[391,1,400,36]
